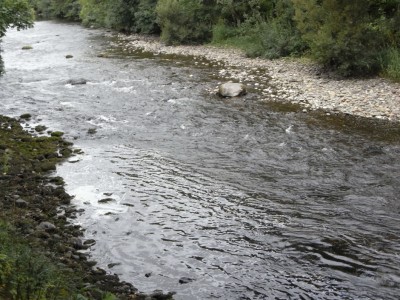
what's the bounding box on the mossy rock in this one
[37,161,57,172]
[20,113,32,120]
[60,148,72,157]
[50,176,65,186]
[73,148,84,154]
[35,125,47,133]
[51,131,64,137]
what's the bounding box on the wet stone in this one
[66,78,87,85]
[98,198,115,203]
[37,221,56,232]
[84,239,96,246]
[178,277,195,284]
[15,199,28,207]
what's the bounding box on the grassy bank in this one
[0,115,174,300]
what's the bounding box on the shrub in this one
[292,0,392,76]
[156,0,216,45]
[382,47,400,81]
[211,20,237,43]
[134,0,159,34]
[79,0,108,27]
[212,0,305,59]
[0,222,76,299]
[104,0,138,32]
[256,19,305,59]
[30,0,80,20]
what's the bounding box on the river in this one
[1,21,400,300]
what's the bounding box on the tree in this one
[0,0,34,38]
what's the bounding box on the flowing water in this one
[1,21,400,300]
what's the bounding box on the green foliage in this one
[292,0,397,76]
[216,0,272,27]
[79,0,108,27]
[30,0,80,20]
[0,222,76,299]
[212,0,305,59]
[381,47,400,81]
[134,0,159,34]
[79,0,157,33]
[156,0,216,45]
[0,0,34,38]
[255,20,305,59]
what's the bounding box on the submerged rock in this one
[218,82,247,97]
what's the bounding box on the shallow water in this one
[1,21,400,300]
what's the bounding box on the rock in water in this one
[218,82,247,97]
[67,78,87,85]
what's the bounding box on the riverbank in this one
[0,115,174,300]
[114,33,400,122]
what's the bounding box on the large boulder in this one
[218,82,247,97]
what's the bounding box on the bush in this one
[212,0,305,59]
[156,0,215,45]
[211,20,237,43]
[292,0,392,76]
[252,19,304,59]
[134,0,159,34]
[79,0,108,27]
[0,222,76,299]
[104,0,138,32]
[382,47,400,81]
[30,0,80,20]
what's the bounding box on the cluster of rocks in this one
[115,34,400,122]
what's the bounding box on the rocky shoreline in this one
[0,115,174,300]
[114,34,400,122]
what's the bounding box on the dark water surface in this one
[1,21,400,300]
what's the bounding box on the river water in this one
[1,21,400,300]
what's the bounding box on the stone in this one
[15,199,28,207]
[71,237,85,249]
[37,222,56,232]
[66,78,87,85]
[179,277,195,284]
[218,82,247,97]
[84,239,96,246]
[65,55,73,59]
[98,198,114,203]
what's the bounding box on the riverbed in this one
[1,21,400,300]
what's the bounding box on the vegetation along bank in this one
[27,0,400,80]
